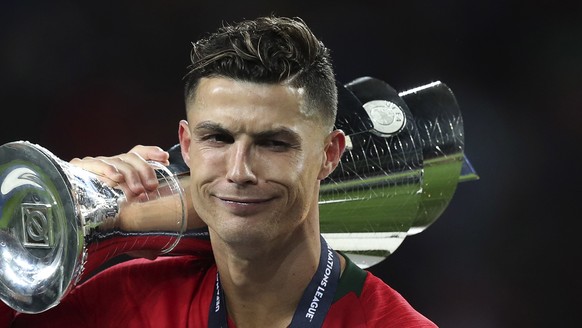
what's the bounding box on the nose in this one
[226,142,258,185]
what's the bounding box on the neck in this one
[211,222,321,328]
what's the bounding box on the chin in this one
[215,224,278,246]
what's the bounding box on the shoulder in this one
[359,272,437,327]
[326,254,437,328]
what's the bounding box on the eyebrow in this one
[194,121,230,135]
[194,121,303,143]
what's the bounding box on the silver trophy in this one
[0,142,190,314]
[320,77,478,267]
[0,77,477,314]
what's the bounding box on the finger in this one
[95,155,151,196]
[69,156,124,186]
[128,145,170,166]
[110,152,160,192]
[68,145,170,196]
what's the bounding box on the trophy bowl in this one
[320,77,477,268]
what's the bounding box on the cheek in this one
[187,153,221,223]
[261,152,306,181]
[189,147,225,175]
[187,149,225,206]
[268,153,320,196]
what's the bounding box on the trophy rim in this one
[0,140,83,313]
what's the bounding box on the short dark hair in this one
[184,16,337,130]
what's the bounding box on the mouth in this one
[213,195,275,215]
[218,196,273,205]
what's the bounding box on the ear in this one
[178,120,192,168]
[317,129,346,180]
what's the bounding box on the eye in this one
[202,133,234,144]
[259,139,292,151]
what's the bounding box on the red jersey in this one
[3,253,437,327]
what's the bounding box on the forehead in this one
[186,77,321,132]
[189,77,303,109]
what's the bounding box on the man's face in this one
[179,77,342,247]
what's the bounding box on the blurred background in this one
[0,1,580,326]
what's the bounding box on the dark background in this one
[1,1,580,327]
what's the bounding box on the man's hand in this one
[69,145,170,198]
[69,144,206,233]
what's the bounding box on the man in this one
[2,16,437,327]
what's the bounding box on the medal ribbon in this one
[208,235,340,327]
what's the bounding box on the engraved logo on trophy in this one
[21,203,53,249]
[363,100,406,136]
